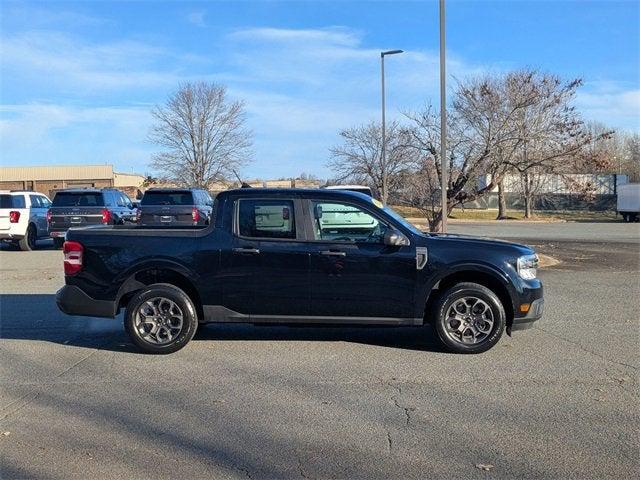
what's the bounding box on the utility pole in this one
[380,49,403,204]
[439,0,447,232]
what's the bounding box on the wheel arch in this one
[424,267,515,329]
[116,265,203,320]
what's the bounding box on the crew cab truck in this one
[56,188,544,354]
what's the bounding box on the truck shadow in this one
[0,294,445,353]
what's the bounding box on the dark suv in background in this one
[136,188,213,226]
[48,188,137,247]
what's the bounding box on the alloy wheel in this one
[134,297,184,345]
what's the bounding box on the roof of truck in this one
[219,187,375,203]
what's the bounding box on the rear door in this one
[219,197,310,317]
[28,195,47,235]
[139,190,195,226]
[49,191,106,232]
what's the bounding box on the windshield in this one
[382,204,425,236]
[141,191,194,206]
[52,192,104,207]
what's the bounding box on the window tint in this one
[115,192,126,207]
[40,196,51,208]
[0,195,26,208]
[141,191,194,206]
[311,201,390,243]
[237,199,296,239]
[52,192,105,207]
[121,193,132,208]
[29,195,42,207]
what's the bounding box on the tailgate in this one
[49,207,104,230]
[0,208,14,231]
[139,205,194,226]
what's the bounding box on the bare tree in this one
[149,82,252,188]
[402,72,544,230]
[502,73,598,218]
[328,121,416,204]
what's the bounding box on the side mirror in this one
[384,229,410,247]
[314,205,323,220]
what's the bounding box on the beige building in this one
[0,165,145,199]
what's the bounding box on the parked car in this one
[48,188,137,248]
[136,188,213,226]
[617,183,640,222]
[323,184,374,197]
[0,190,52,251]
[56,188,543,355]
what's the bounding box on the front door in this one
[220,197,310,317]
[306,199,416,320]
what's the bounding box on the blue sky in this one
[1,0,638,179]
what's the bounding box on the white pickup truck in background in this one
[617,183,640,222]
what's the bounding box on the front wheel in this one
[432,282,506,354]
[124,283,198,354]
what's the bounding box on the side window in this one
[115,193,126,207]
[12,195,26,208]
[40,196,51,208]
[311,201,390,243]
[29,195,41,208]
[237,199,296,239]
[122,193,132,208]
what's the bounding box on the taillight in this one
[9,211,20,223]
[101,208,112,224]
[192,207,200,223]
[46,209,52,224]
[63,241,83,275]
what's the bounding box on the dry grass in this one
[391,205,618,223]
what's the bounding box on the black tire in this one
[432,282,506,354]
[622,213,630,223]
[53,238,65,249]
[18,224,37,251]
[124,283,198,354]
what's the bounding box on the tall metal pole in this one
[439,0,447,233]
[381,53,386,204]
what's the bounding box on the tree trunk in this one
[497,179,507,220]
[523,172,533,219]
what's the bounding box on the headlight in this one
[517,254,538,280]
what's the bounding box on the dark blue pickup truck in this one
[56,188,543,354]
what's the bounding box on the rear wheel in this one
[18,224,37,251]
[432,282,506,354]
[124,283,198,354]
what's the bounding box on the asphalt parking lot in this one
[1,223,639,479]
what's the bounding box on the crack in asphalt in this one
[297,456,310,479]
[534,326,638,371]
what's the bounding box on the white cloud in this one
[0,31,203,92]
[577,83,640,131]
[0,104,154,171]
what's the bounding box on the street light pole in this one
[439,0,447,233]
[380,49,403,204]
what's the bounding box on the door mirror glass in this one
[314,205,322,219]
[383,229,410,246]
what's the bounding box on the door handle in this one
[233,247,260,254]
[320,250,346,257]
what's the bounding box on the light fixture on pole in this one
[381,49,403,204]
[439,0,447,232]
